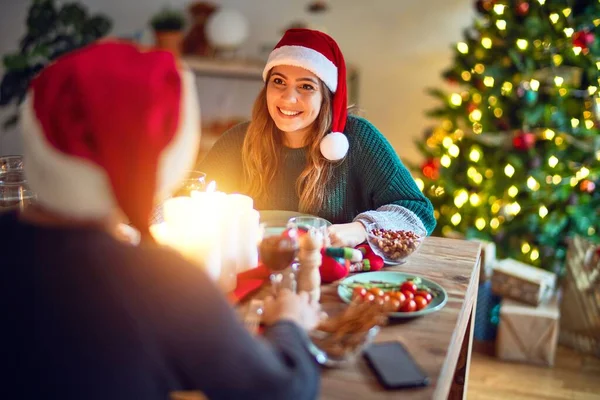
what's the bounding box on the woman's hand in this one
[327,222,367,248]
[262,289,321,331]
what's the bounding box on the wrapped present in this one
[474,280,501,341]
[491,258,556,306]
[496,296,560,366]
[559,236,600,358]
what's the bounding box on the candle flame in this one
[206,180,217,193]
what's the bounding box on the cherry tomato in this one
[352,286,367,300]
[415,290,432,304]
[400,280,418,294]
[389,291,406,306]
[363,293,376,303]
[400,299,417,312]
[368,287,385,297]
[384,297,401,313]
[414,295,428,310]
[402,290,415,300]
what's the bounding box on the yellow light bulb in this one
[483,76,495,87]
[474,64,485,74]
[481,37,492,49]
[461,71,472,81]
[571,118,580,128]
[473,173,483,185]
[469,148,481,162]
[442,137,453,148]
[415,178,424,191]
[470,109,482,122]
[457,42,469,54]
[450,93,462,106]
[485,169,494,179]
[490,218,500,229]
[543,129,555,140]
[521,242,531,253]
[504,164,515,177]
[516,39,528,50]
[564,28,574,37]
[588,227,596,236]
[562,8,572,17]
[454,190,469,208]
[501,82,513,95]
[530,79,540,91]
[496,20,507,30]
[488,96,498,106]
[451,213,462,226]
[475,218,486,231]
[527,177,540,191]
[538,0,546,4]
[493,108,503,118]
[549,13,559,24]
[508,185,519,197]
[585,120,595,129]
[577,167,590,180]
[554,76,564,86]
[553,54,563,66]
[440,155,452,168]
[570,177,578,187]
[493,4,505,14]
[470,193,481,206]
[530,249,539,261]
[473,123,483,134]
[573,47,582,56]
[588,86,598,95]
[552,175,562,185]
[539,206,548,218]
[555,136,564,146]
[448,144,460,157]
[548,155,559,168]
[559,88,568,96]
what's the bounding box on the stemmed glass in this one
[0,156,35,212]
[258,222,299,295]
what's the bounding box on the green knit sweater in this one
[198,116,436,235]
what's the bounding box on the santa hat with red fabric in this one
[20,41,200,238]
[263,28,349,161]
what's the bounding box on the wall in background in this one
[0,0,474,166]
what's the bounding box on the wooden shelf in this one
[182,56,264,80]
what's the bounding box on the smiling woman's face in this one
[265,65,323,146]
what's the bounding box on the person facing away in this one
[1,41,321,400]
[198,29,437,248]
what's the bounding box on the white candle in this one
[237,209,260,272]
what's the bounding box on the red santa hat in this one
[20,41,200,238]
[263,28,349,161]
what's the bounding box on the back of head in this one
[20,40,200,237]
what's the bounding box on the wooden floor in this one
[468,345,600,399]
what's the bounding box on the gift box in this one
[558,236,600,358]
[474,280,501,341]
[491,258,556,306]
[496,296,560,366]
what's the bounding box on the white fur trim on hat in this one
[320,131,349,161]
[263,45,338,93]
[20,68,200,219]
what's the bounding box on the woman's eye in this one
[272,78,284,85]
[301,84,315,91]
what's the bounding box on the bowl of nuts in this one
[365,222,426,265]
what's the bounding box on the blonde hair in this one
[241,73,335,213]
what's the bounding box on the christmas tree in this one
[414,0,599,274]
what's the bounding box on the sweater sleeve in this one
[147,250,320,400]
[348,117,437,235]
[197,122,249,194]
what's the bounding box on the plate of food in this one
[337,271,448,318]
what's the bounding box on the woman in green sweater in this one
[199,28,436,247]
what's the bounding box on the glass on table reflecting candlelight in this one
[258,222,299,295]
[287,216,331,247]
[0,156,36,212]
[174,170,207,196]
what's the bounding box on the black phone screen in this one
[363,341,430,389]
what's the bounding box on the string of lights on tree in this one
[412,0,599,274]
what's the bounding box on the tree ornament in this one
[512,130,536,150]
[572,30,595,50]
[476,0,495,14]
[515,1,530,17]
[421,158,440,180]
[580,180,596,193]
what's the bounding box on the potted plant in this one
[0,0,112,130]
[150,8,186,57]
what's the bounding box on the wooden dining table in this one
[317,236,481,400]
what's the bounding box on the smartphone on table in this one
[363,341,430,389]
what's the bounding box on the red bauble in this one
[421,158,440,180]
[515,1,529,16]
[573,30,595,49]
[512,131,536,150]
[476,0,495,13]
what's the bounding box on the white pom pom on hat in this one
[263,28,349,161]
